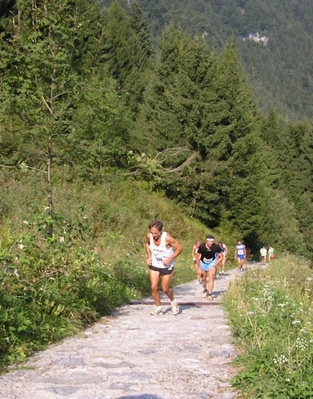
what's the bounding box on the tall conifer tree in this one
[103,0,153,114]
[132,27,266,239]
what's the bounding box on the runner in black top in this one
[196,235,223,300]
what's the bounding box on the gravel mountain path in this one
[0,268,244,399]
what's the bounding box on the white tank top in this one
[149,232,174,270]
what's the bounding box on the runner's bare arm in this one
[215,252,223,267]
[192,245,195,259]
[163,234,183,266]
[224,245,228,256]
[145,233,152,266]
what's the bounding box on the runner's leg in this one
[161,273,174,301]
[208,266,215,295]
[150,269,161,305]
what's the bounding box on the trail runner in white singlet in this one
[145,220,183,316]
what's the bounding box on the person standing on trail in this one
[234,239,246,271]
[145,220,183,316]
[268,245,275,263]
[196,235,223,301]
[192,239,202,284]
[218,242,228,275]
[260,246,267,263]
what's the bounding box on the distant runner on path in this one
[145,220,183,316]
[234,239,246,271]
[218,241,228,275]
[192,239,202,284]
[260,246,267,263]
[268,245,275,263]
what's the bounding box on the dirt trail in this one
[0,268,244,399]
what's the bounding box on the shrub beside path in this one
[0,268,243,399]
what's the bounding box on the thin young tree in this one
[0,0,106,234]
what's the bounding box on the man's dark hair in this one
[206,234,215,240]
[148,220,163,231]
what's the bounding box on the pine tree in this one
[102,0,153,115]
[129,0,153,67]
[132,28,266,239]
[201,41,266,238]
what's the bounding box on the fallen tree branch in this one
[0,164,47,173]
[164,151,199,173]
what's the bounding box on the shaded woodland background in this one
[1,0,313,256]
[100,0,313,122]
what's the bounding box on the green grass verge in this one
[223,256,313,399]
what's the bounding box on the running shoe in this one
[201,290,208,298]
[151,306,163,316]
[171,299,179,315]
[207,293,213,301]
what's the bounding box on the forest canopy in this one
[0,0,313,257]
[98,0,313,122]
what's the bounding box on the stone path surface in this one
[0,268,245,399]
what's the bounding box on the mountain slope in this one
[99,0,313,121]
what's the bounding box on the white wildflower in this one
[273,354,288,365]
[295,336,308,351]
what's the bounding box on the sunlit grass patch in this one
[224,256,313,399]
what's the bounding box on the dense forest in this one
[1,0,313,258]
[99,0,313,122]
